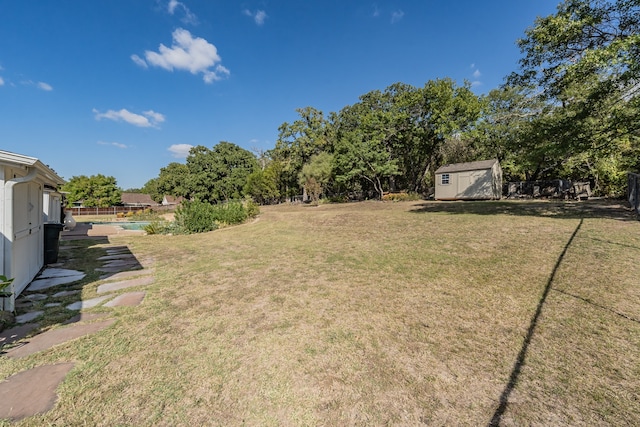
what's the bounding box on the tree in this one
[510,0,640,194]
[272,107,333,198]
[141,178,161,203]
[156,162,190,201]
[186,142,259,203]
[409,79,483,189]
[336,85,414,193]
[333,129,400,200]
[474,85,549,181]
[244,160,282,205]
[298,152,334,204]
[62,174,122,207]
[514,0,639,101]
[333,80,482,193]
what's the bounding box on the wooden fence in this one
[68,205,173,216]
[628,173,640,216]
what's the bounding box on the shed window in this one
[441,174,450,185]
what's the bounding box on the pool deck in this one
[61,222,145,239]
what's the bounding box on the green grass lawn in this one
[2,200,639,426]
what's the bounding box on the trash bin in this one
[44,223,64,264]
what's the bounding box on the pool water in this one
[96,221,150,230]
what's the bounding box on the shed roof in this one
[0,149,65,185]
[435,159,499,174]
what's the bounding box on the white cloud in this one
[37,81,53,91]
[391,10,404,24]
[469,64,482,87]
[93,108,165,128]
[167,0,198,24]
[132,28,229,83]
[98,141,128,149]
[131,54,148,68]
[168,0,180,14]
[20,80,53,90]
[168,144,193,158]
[143,110,166,124]
[255,10,267,25]
[243,9,268,26]
[0,77,4,86]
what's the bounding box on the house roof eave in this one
[0,150,66,186]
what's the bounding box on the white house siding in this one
[1,150,65,311]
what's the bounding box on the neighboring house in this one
[121,193,159,207]
[0,150,65,311]
[435,159,502,201]
[161,195,184,206]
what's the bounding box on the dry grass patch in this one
[1,200,638,426]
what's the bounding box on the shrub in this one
[211,201,247,226]
[168,199,254,234]
[143,220,179,235]
[325,195,349,203]
[175,200,219,234]
[130,209,162,221]
[243,198,260,218]
[382,192,422,202]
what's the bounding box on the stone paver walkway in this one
[99,268,154,281]
[26,269,86,292]
[97,275,155,294]
[5,319,116,359]
[15,311,44,324]
[65,295,114,311]
[104,291,146,307]
[0,226,156,421]
[0,363,75,421]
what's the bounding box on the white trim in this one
[0,150,65,186]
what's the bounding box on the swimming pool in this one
[94,221,150,230]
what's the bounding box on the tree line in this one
[64,0,639,207]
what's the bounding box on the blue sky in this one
[0,0,560,190]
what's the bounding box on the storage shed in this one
[1,150,65,311]
[435,159,502,200]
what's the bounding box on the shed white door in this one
[458,172,480,197]
[12,182,43,295]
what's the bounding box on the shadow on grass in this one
[409,199,637,221]
[488,218,584,427]
[551,288,640,325]
[0,226,144,354]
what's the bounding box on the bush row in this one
[144,199,259,235]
